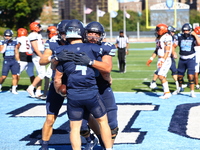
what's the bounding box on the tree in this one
[0,0,48,29]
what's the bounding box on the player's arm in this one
[146,48,158,66]
[99,55,113,84]
[31,40,43,57]
[54,69,63,93]
[0,41,6,53]
[39,48,53,65]
[191,31,200,46]
[171,44,178,59]
[92,55,112,73]
[15,43,20,61]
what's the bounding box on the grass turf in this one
[0,42,193,92]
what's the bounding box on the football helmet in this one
[4,29,13,37]
[65,19,84,39]
[168,26,176,33]
[17,28,28,37]
[182,23,192,32]
[47,26,58,39]
[57,20,70,33]
[182,23,192,37]
[85,21,105,44]
[30,22,41,32]
[194,26,200,35]
[155,23,168,37]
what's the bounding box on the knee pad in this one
[111,127,119,139]
[189,79,195,85]
[178,77,184,84]
[80,129,90,137]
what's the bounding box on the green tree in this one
[0,0,47,29]
[190,9,200,25]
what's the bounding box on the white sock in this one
[190,90,195,94]
[175,81,179,90]
[106,148,113,150]
[12,85,17,91]
[162,81,169,93]
[28,85,35,90]
[0,84,2,89]
[36,89,42,94]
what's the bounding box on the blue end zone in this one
[0,91,200,150]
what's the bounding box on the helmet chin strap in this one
[183,33,190,38]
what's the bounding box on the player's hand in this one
[146,59,153,66]
[73,53,94,66]
[56,49,75,62]
[157,58,165,68]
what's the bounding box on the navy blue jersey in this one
[56,43,102,88]
[44,36,68,80]
[174,33,196,56]
[0,40,17,60]
[44,36,66,55]
[95,42,116,88]
[57,43,106,100]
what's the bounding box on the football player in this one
[15,28,35,84]
[26,22,45,98]
[147,26,180,94]
[39,26,57,100]
[79,21,118,150]
[0,29,19,94]
[193,26,200,89]
[174,23,200,97]
[39,20,72,150]
[154,23,173,99]
[54,19,113,150]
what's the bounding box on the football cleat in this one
[159,92,171,99]
[11,90,18,94]
[149,82,158,89]
[37,94,47,100]
[182,84,188,88]
[35,92,43,98]
[26,87,35,98]
[190,92,196,98]
[83,136,98,150]
[172,90,179,95]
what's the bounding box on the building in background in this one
[40,0,60,25]
[39,0,200,25]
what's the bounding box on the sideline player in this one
[15,28,35,84]
[152,23,173,99]
[54,19,112,150]
[0,29,19,94]
[173,23,200,97]
[39,20,71,150]
[193,26,200,89]
[147,26,179,94]
[38,26,58,100]
[79,21,118,150]
[26,22,45,98]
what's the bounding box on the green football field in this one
[0,42,193,92]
